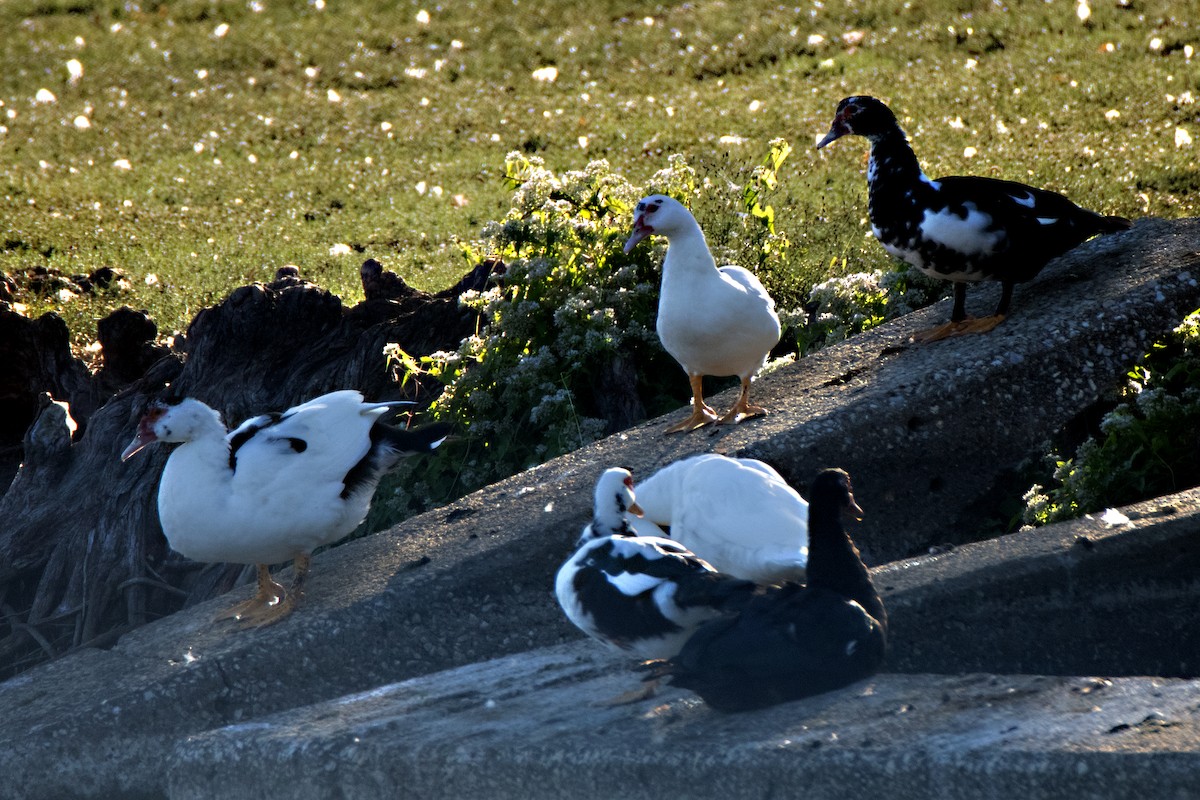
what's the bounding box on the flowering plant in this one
[1023,309,1200,525]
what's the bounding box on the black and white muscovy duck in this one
[634,454,808,584]
[653,468,886,712]
[623,195,782,433]
[817,95,1132,341]
[121,390,450,626]
[555,467,758,701]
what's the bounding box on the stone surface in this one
[166,650,1200,800]
[5,486,1200,799]
[2,217,1200,798]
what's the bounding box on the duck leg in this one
[239,553,310,628]
[664,374,719,434]
[602,678,662,706]
[718,377,767,425]
[216,564,285,622]
[914,282,1006,342]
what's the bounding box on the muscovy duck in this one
[817,95,1132,341]
[634,454,808,584]
[624,195,782,432]
[555,468,758,700]
[122,390,450,626]
[655,468,886,712]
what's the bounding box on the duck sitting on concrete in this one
[634,453,808,584]
[624,195,781,433]
[655,468,886,712]
[555,468,758,701]
[122,390,450,626]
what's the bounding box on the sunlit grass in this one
[2,0,1196,348]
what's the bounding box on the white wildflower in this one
[531,66,558,82]
[35,88,57,104]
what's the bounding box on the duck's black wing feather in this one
[341,421,453,499]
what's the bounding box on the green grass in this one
[2,0,1197,347]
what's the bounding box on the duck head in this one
[584,467,645,539]
[817,96,900,149]
[120,398,222,461]
[623,195,690,254]
[810,467,865,521]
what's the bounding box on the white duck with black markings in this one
[555,468,758,701]
[122,389,449,626]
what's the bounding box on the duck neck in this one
[865,128,928,215]
[806,503,886,629]
[662,220,717,279]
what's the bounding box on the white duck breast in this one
[657,234,780,379]
[634,454,809,584]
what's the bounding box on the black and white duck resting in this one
[122,390,450,627]
[817,95,1132,341]
[634,454,808,584]
[623,195,781,433]
[653,468,887,712]
[555,468,758,699]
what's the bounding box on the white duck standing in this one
[122,390,450,626]
[635,454,808,584]
[624,195,781,433]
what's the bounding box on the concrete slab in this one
[165,643,1200,800]
[3,217,1200,798]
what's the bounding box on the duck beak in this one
[627,500,645,518]
[817,116,850,150]
[121,415,160,462]
[121,428,157,462]
[844,498,865,522]
[623,216,653,254]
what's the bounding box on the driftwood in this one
[0,260,496,678]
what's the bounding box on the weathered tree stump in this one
[0,260,495,678]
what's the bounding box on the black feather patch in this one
[571,539,756,650]
[340,422,452,500]
[227,412,282,473]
